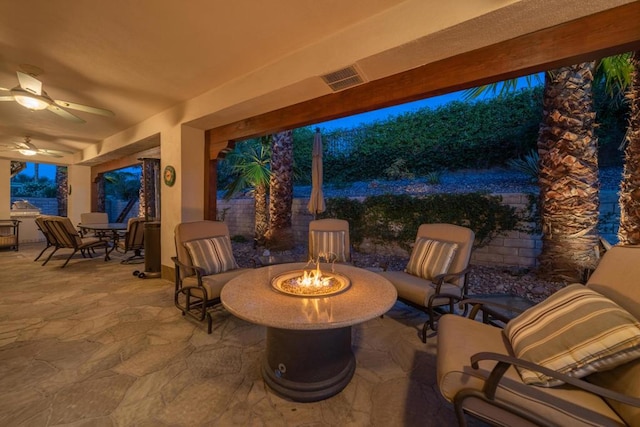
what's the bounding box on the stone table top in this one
[221,262,397,330]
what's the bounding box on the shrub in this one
[321,193,524,251]
[425,170,443,184]
[506,149,539,182]
[384,158,415,180]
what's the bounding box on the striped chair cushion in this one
[405,238,458,281]
[184,236,239,275]
[504,284,640,387]
[310,230,346,262]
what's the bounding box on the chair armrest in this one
[460,298,528,320]
[433,267,470,293]
[172,256,207,285]
[470,352,640,407]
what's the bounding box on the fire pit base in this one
[262,326,355,402]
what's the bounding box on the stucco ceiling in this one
[0,0,635,166]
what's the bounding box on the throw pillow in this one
[504,283,640,387]
[405,238,458,281]
[184,235,239,275]
[310,230,347,262]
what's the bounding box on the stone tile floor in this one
[0,243,488,426]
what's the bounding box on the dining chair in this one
[79,212,109,237]
[116,217,146,263]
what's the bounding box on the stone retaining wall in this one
[219,190,621,268]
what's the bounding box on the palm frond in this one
[221,139,272,200]
[506,149,539,182]
[595,53,633,97]
[463,74,543,100]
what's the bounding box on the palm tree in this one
[266,130,294,250]
[618,51,640,244]
[55,165,68,216]
[466,59,632,281]
[104,170,141,221]
[537,63,601,281]
[222,138,271,245]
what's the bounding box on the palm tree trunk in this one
[254,183,269,245]
[96,173,106,212]
[55,166,68,216]
[266,130,294,249]
[618,51,640,245]
[537,63,600,282]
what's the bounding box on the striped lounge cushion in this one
[184,236,239,275]
[310,230,347,262]
[405,238,458,281]
[504,284,640,387]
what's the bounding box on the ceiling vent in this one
[321,66,365,92]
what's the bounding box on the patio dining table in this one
[77,222,127,258]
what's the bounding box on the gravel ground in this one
[233,166,622,303]
[232,242,566,304]
[292,166,623,199]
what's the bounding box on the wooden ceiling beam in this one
[208,2,640,153]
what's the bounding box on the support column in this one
[140,158,160,220]
[0,159,11,219]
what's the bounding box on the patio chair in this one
[308,218,352,264]
[437,245,640,426]
[378,223,475,342]
[34,215,56,261]
[116,217,146,263]
[79,212,109,237]
[173,220,250,333]
[42,216,110,268]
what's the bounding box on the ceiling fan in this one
[0,136,74,158]
[0,68,115,123]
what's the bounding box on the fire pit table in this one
[221,262,396,402]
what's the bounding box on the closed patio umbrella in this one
[307,128,325,218]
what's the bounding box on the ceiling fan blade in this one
[0,143,19,151]
[35,149,71,158]
[16,71,42,95]
[16,140,38,151]
[47,104,85,123]
[54,99,115,117]
[1,87,12,100]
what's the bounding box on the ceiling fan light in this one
[14,93,50,110]
[18,149,37,156]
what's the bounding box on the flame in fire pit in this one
[271,262,350,297]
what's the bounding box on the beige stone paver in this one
[0,243,489,426]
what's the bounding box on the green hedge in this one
[308,89,540,184]
[319,193,524,251]
[222,84,627,186]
